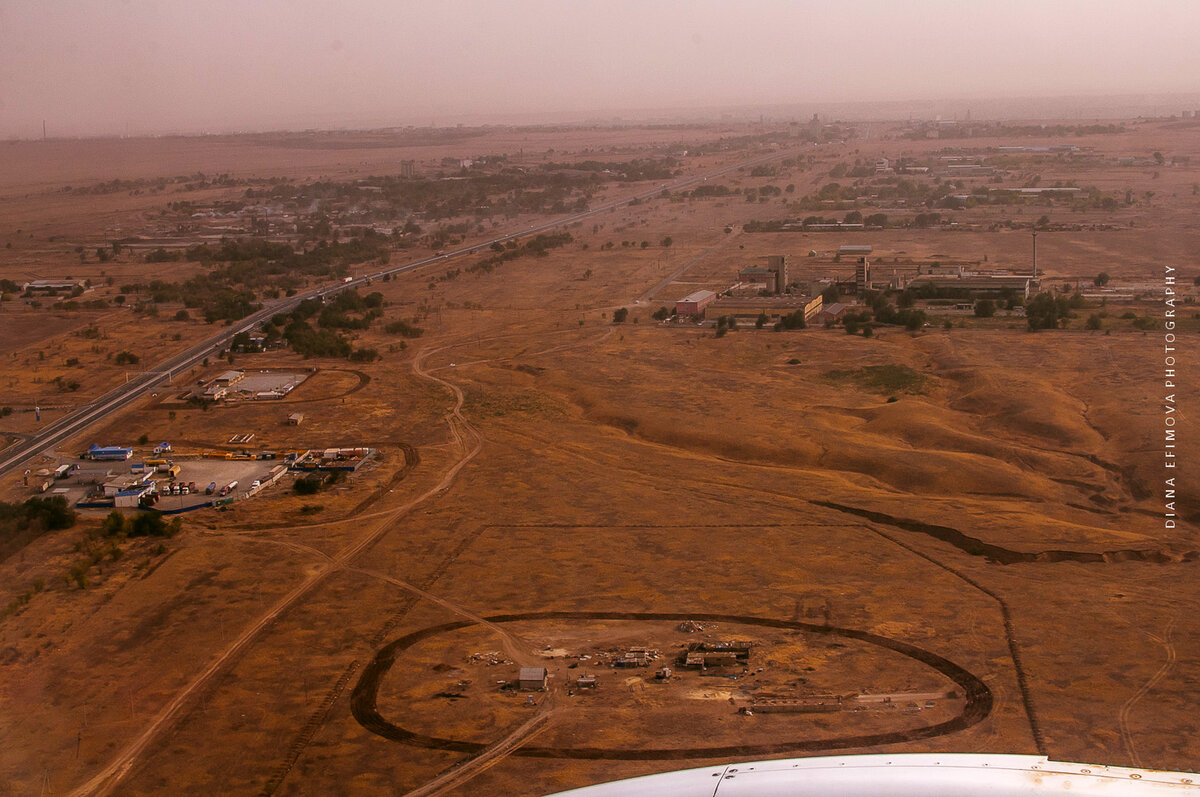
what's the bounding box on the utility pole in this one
[1032,231,1038,279]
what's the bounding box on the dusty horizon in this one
[3,0,1200,139]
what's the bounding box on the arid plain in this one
[0,118,1198,795]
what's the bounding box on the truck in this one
[205,482,217,495]
[218,480,238,497]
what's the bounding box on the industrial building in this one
[675,289,718,317]
[707,294,823,324]
[765,255,788,294]
[737,255,788,294]
[21,279,87,295]
[855,258,871,293]
[840,245,873,257]
[87,444,133,461]
[214,370,245,385]
[738,266,774,285]
[906,274,1032,300]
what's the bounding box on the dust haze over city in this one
[1,1,1198,795]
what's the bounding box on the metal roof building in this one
[517,667,548,691]
[674,289,718,317]
[88,444,133,461]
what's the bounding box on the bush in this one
[612,307,629,323]
[101,510,126,537]
[293,475,324,495]
[127,512,178,538]
[384,319,424,338]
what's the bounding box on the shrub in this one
[384,319,424,338]
[293,475,324,495]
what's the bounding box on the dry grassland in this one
[0,121,1197,796]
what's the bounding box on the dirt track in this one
[351,610,994,761]
[64,344,482,797]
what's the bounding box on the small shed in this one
[818,302,849,323]
[518,667,548,691]
[288,413,304,426]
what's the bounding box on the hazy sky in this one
[2,0,1199,137]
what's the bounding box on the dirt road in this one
[66,344,483,797]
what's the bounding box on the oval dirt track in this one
[351,611,993,760]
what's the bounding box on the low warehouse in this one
[706,295,823,323]
[675,290,717,317]
[518,667,548,691]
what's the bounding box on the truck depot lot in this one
[148,459,278,508]
[47,457,280,511]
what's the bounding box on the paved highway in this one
[0,145,803,479]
